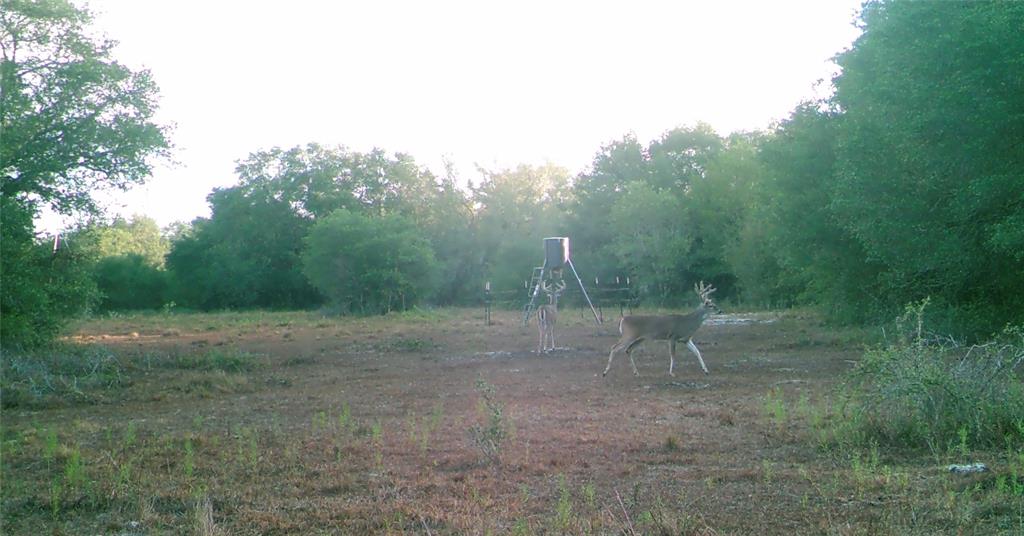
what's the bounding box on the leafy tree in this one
[607,181,692,304]
[571,134,653,286]
[303,209,438,314]
[572,124,732,303]
[473,164,571,293]
[828,0,1024,334]
[1,0,169,347]
[165,187,319,310]
[419,162,480,305]
[74,215,170,267]
[93,254,168,311]
[1,0,171,214]
[166,145,473,310]
[757,104,880,320]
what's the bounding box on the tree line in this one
[3,0,1022,349]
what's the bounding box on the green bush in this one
[839,301,1024,453]
[94,254,169,311]
[303,209,439,315]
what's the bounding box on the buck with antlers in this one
[603,281,719,377]
[537,279,566,353]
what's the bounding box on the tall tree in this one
[165,187,319,310]
[829,0,1024,333]
[1,0,170,347]
[473,164,571,292]
[303,209,438,315]
[1,0,171,214]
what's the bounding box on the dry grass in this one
[2,308,1022,534]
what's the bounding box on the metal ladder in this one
[521,265,546,325]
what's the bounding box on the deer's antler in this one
[695,281,716,299]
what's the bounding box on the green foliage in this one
[755,104,880,319]
[166,187,320,310]
[1,0,169,347]
[0,0,171,215]
[607,181,692,302]
[75,215,171,268]
[93,254,168,311]
[827,0,1024,335]
[1,198,99,349]
[166,348,263,373]
[473,163,571,293]
[303,209,438,314]
[571,124,745,305]
[838,301,1024,453]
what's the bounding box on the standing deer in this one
[603,281,719,376]
[537,279,566,353]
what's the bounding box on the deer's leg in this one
[686,338,709,375]
[604,340,624,375]
[669,339,676,377]
[540,317,548,354]
[604,336,634,376]
[626,338,643,376]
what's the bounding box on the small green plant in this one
[468,378,508,464]
[43,428,59,468]
[955,425,969,460]
[338,402,352,433]
[49,478,62,520]
[234,427,260,472]
[762,459,775,485]
[313,410,328,433]
[553,474,574,531]
[183,437,195,479]
[763,387,788,429]
[63,447,86,492]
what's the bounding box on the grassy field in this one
[2,307,1022,534]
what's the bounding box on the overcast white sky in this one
[47,0,863,231]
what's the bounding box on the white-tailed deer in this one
[603,281,719,376]
[537,279,566,353]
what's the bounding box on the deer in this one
[537,279,566,353]
[603,281,719,377]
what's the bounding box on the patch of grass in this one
[1,345,127,408]
[373,337,436,353]
[168,348,264,373]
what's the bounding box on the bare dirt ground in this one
[4,308,1018,534]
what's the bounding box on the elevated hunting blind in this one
[523,237,601,325]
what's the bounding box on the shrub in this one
[303,209,439,315]
[94,254,169,311]
[838,301,1024,453]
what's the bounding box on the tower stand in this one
[522,259,602,326]
[567,258,602,324]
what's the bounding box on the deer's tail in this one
[618,316,625,335]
